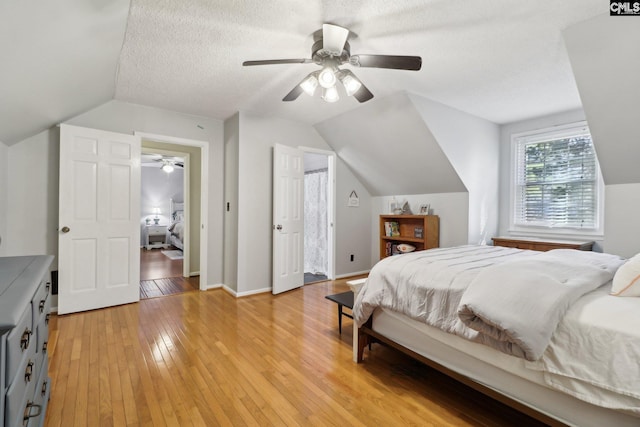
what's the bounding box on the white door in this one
[272,144,304,294]
[58,124,141,314]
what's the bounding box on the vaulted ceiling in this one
[0,0,607,145]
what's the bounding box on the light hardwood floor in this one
[140,249,199,299]
[45,278,546,427]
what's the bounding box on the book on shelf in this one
[391,243,400,255]
[384,221,392,237]
[390,221,400,237]
[414,226,423,238]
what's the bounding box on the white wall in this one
[370,193,469,265]
[5,129,60,264]
[564,14,640,185]
[603,184,640,258]
[223,113,239,292]
[3,101,225,287]
[0,141,8,256]
[233,112,372,294]
[409,94,500,245]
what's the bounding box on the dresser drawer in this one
[32,281,50,328]
[147,226,166,236]
[5,354,39,427]
[5,305,33,388]
[27,357,49,427]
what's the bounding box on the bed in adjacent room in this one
[167,199,185,251]
[352,245,640,427]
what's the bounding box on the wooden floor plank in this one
[46,277,548,427]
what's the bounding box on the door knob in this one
[276,224,283,231]
[61,226,70,233]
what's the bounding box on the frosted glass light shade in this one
[318,67,337,89]
[162,163,174,173]
[341,74,362,96]
[300,75,318,96]
[322,86,339,103]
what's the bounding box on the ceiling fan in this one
[243,23,422,103]
[141,154,184,173]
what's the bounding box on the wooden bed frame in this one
[356,317,567,427]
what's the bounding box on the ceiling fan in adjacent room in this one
[243,23,422,103]
[141,154,184,173]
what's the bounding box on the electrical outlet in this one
[350,254,354,262]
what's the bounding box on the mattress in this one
[369,307,640,427]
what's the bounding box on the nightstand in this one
[144,225,168,250]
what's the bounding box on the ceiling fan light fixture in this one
[318,67,337,89]
[322,86,339,103]
[340,73,362,97]
[162,162,174,173]
[300,74,319,96]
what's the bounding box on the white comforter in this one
[354,246,539,355]
[458,249,624,361]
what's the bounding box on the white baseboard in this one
[189,271,200,277]
[222,285,272,298]
[203,283,222,291]
[335,270,370,279]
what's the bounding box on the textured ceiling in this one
[1,0,607,144]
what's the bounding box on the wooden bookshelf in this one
[379,215,439,259]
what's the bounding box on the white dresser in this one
[0,256,54,427]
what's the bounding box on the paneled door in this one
[58,124,141,314]
[272,144,304,294]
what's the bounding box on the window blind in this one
[514,126,598,229]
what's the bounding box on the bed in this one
[352,245,640,427]
[167,199,186,251]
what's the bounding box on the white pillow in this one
[611,253,640,297]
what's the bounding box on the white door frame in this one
[141,147,191,278]
[299,146,336,280]
[135,132,209,291]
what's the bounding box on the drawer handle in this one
[46,313,51,325]
[25,360,34,382]
[20,328,32,351]
[42,341,48,353]
[41,379,48,396]
[39,299,46,313]
[23,401,42,423]
[46,281,51,292]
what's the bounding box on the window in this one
[511,122,602,234]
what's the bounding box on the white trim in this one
[508,121,605,238]
[335,270,370,279]
[203,283,222,290]
[299,146,337,281]
[223,285,272,298]
[135,131,210,291]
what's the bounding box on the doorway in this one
[303,149,335,284]
[139,149,197,298]
[136,132,210,295]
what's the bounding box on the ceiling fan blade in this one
[350,54,422,71]
[243,59,312,66]
[353,82,374,103]
[283,84,304,102]
[322,24,349,55]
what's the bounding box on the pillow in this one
[611,253,640,297]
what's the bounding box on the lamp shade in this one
[300,74,319,96]
[318,67,337,89]
[322,86,339,103]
